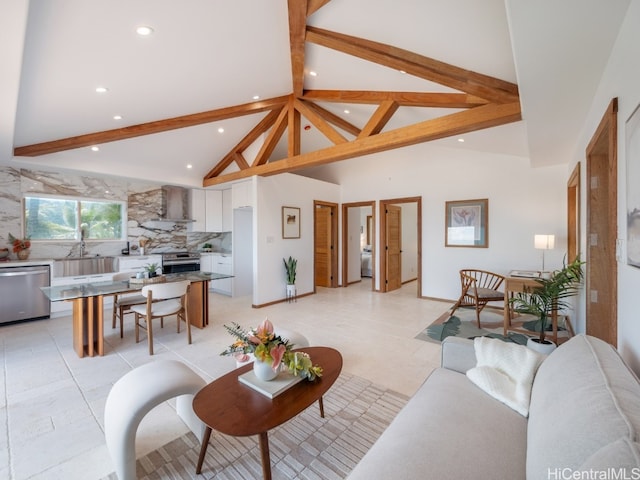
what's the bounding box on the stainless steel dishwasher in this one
[0,264,51,324]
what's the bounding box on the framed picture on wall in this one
[282,206,301,239]
[445,198,488,247]
[626,103,640,268]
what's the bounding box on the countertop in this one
[0,259,55,268]
[0,252,231,269]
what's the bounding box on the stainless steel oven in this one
[161,252,200,274]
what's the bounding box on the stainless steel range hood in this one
[158,185,194,222]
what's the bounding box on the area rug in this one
[415,305,566,345]
[101,372,408,480]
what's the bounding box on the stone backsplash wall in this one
[0,166,231,260]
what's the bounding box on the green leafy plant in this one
[220,319,322,380]
[144,262,160,277]
[509,256,584,343]
[283,256,297,285]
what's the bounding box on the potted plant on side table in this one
[283,256,297,302]
[509,256,584,354]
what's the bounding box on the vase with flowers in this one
[221,319,323,382]
[8,233,31,260]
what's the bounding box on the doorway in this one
[314,201,338,289]
[586,98,618,346]
[567,162,580,263]
[379,196,422,295]
[342,201,376,289]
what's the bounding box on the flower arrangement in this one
[8,233,31,253]
[221,319,323,381]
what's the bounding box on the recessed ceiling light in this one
[95,86,108,93]
[136,25,154,36]
[399,70,407,74]
[458,138,465,143]
[308,71,317,77]
[91,146,100,152]
[253,95,260,100]
[218,127,225,133]
[113,115,122,120]
[186,164,193,169]
[344,109,350,114]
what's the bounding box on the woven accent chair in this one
[449,269,505,328]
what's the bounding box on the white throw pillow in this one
[466,337,544,417]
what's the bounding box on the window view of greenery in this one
[25,196,124,240]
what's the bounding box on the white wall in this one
[306,142,567,298]
[253,173,340,305]
[566,0,640,370]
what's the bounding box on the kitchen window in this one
[24,195,126,241]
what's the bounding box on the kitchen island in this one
[41,272,232,358]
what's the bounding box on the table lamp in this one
[534,234,555,272]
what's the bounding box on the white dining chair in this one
[131,280,191,355]
[111,271,146,338]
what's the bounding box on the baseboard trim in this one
[252,291,314,308]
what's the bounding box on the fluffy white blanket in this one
[466,337,544,417]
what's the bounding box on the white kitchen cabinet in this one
[222,188,232,231]
[205,190,223,232]
[232,181,254,209]
[189,189,206,232]
[199,253,214,273]
[116,255,163,274]
[210,254,233,296]
[190,189,226,232]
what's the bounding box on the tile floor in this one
[0,280,447,480]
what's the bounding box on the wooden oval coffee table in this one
[193,346,343,479]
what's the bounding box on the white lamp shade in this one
[534,234,555,250]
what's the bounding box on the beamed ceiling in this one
[12,0,521,187]
[6,0,630,186]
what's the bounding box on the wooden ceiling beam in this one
[302,90,488,108]
[252,105,290,167]
[203,107,283,180]
[294,98,348,145]
[203,101,521,186]
[358,100,399,139]
[306,26,519,104]
[302,101,361,137]
[288,0,307,98]
[233,152,250,171]
[16,96,290,157]
[287,99,301,157]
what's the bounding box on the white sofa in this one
[348,334,640,479]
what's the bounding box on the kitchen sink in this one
[52,256,117,277]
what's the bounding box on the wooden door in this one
[315,205,332,287]
[586,99,617,346]
[385,205,402,292]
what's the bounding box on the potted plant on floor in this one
[283,256,297,302]
[509,256,584,353]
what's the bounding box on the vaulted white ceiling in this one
[0,0,631,187]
